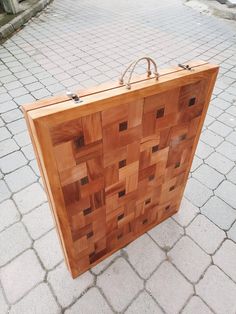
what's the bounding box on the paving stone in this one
[21,144,35,160]
[186,215,225,254]
[97,258,143,312]
[202,196,236,230]
[48,262,93,307]
[0,139,19,158]
[124,234,165,279]
[190,155,203,172]
[25,82,44,92]
[205,152,234,174]
[227,131,236,145]
[0,250,45,303]
[0,222,32,266]
[91,251,120,275]
[213,240,236,282]
[148,218,184,250]
[226,105,236,117]
[168,236,211,282]
[0,93,12,104]
[182,296,213,314]
[193,164,224,189]
[0,127,11,141]
[208,120,232,137]
[216,141,236,161]
[200,130,223,148]
[31,88,51,99]
[9,283,60,314]
[29,159,40,176]
[146,261,193,314]
[34,229,63,269]
[22,203,54,239]
[195,141,214,159]
[0,151,27,174]
[0,200,20,232]
[0,180,11,203]
[7,119,27,135]
[184,178,213,207]
[0,287,8,314]
[173,198,199,227]
[3,80,22,91]
[215,180,236,209]
[9,87,28,98]
[218,92,236,103]
[204,114,214,127]
[5,166,37,192]
[65,287,112,314]
[0,101,17,114]
[13,183,47,214]
[1,109,23,123]
[125,291,163,314]
[227,166,236,184]
[227,221,236,242]
[13,130,31,147]
[196,265,236,314]
[218,112,236,128]
[14,94,35,106]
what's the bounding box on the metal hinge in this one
[178,63,192,71]
[66,91,81,103]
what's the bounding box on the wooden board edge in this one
[23,109,80,277]
[21,60,210,113]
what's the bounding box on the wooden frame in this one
[22,60,218,278]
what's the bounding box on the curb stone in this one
[184,0,236,21]
[0,0,53,42]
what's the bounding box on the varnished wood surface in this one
[22,61,219,278]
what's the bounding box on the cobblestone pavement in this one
[0,0,236,313]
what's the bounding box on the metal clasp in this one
[178,64,192,71]
[66,91,81,103]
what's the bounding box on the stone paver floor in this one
[0,0,236,313]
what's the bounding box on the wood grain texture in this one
[22,61,219,278]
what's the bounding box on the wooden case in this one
[22,60,218,278]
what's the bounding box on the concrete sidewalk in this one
[0,0,236,313]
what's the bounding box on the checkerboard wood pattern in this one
[22,61,218,278]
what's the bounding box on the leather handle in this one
[119,57,159,89]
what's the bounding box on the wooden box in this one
[22,59,218,278]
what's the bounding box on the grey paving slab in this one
[65,287,112,314]
[0,287,8,314]
[22,203,54,239]
[184,178,213,207]
[0,250,45,303]
[0,200,20,232]
[202,196,236,230]
[205,152,234,174]
[146,261,193,314]
[182,296,214,314]
[0,222,32,266]
[33,229,63,270]
[148,218,184,251]
[97,258,143,312]
[124,234,165,279]
[215,180,236,209]
[196,265,236,314]
[213,239,236,282]
[186,214,225,254]
[192,164,224,189]
[125,291,163,314]
[168,236,211,283]
[47,262,94,308]
[9,283,60,314]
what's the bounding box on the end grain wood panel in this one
[22,61,219,278]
